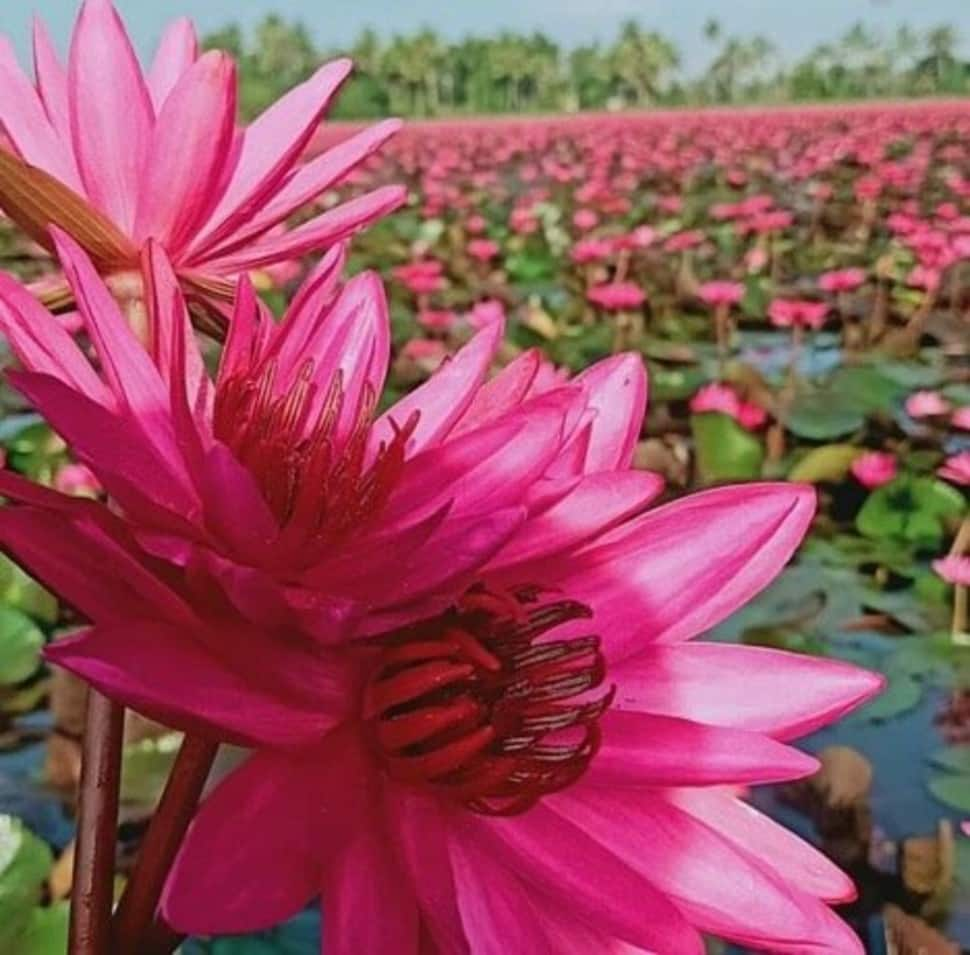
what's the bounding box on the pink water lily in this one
[0,228,655,641]
[851,451,897,490]
[3,461,881,953]
[0,0,403,322]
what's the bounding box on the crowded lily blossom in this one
[0,2,966,955]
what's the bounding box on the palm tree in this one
[608,21,680,106]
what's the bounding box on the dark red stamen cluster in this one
[213,359,417,546]
[364,587,613,815]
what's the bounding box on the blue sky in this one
[2,0,968,73]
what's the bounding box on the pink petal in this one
[206,119,403,259]
[612,643,884,741]
[0,502,192,625]
[142,241,210,413]
[51,229,168,415]
[489,470,664,570]
[46,622,337,747]
[68,0,155,230]
[31,18,71,142]
[666,787,856,903]
[586,709,819,787]
[198,185,406,273]
[0,36,80,188]
[0,270,108,402]
[524,483,816,663]
[187,59,353,257]
[472,803,704,954]
[550,787,863,954]
[134,51,237,253]
[146,16,198,110]
[391,791,466,954]
[574,353,647,471]
[163,746,327,934]
[369,317,504,460]
[449,827,559,954]
[452,349,542,436]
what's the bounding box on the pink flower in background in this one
[393,259,445,295]
[698,281,744,308]
[850,452,897,489]
[745,246,769,273]
[690,383,741,418]
[0,0,403,322]
[905,390,951,419]
[571,237,614,265]
[818,268,866,293]
[417,309,459,333]
[939,451,970,486]
[933,556,970,587]
[587,281,646,311]
[907,265,942,292]
[467,238,500,263]
[664,229,705,253]
[467,298,506,329]
[53,462,101,497]
[951,407,970,430]
[627,224,658,249]
[768,299,829,330]
[400,338,447,373]
[690,384,766,431]
[465,214,487,234]
[573,208,599,230]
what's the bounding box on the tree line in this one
[202,17,969,119]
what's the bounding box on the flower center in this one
[364,587,613,815]
[213,360,417,548]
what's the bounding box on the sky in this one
[1,0,968,74]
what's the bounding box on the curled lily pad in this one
[690,412,764,483]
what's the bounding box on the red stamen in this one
[365,586,611,814]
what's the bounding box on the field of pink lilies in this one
[0,5,968,954]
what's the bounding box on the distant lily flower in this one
[571,238,614,265]
[393,259,445,295]
[467,238,500,263]
[587,281,646,311]
[939,451,970,486]
[850,452,897,489]
[690,383,766,431]
[905,390,951,419]
[573,208,599,231]
[417,308,459,333]
[53,462,101,497]
[698,281,744,308]
[768,299,829,331]
[0,0,403,326]
[933,556,970,587]
[818,269,866,294]
[951,407,970,431]
[465,213,487,234]
[467,298,507,330]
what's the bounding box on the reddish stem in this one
[112,735,219,955]
[68,690,124,955]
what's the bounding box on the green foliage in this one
[690,412,764,484]
[856,476,965,549]
[0,607,44,686]
[0,815,54,951]
[788,444,861,483]
[201,17,969,121]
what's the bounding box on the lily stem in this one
[69,691,124,955]
[112,735,219,955]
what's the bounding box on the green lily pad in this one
[928,774,970,813]
[929,746,970,775]
[856,476,965,549]
[691,412,764,483]
[121,733,183,807]
[0,607,44,687]
[17,902,68,955]
[788,444,861,483]
[0,816,53,949]
[787,394,865,440]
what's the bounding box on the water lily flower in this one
[0,0,403,324]
[417,308,459,333]
[850,452,897,489]
[586,281,646,311]
[698,281,744,308]
[818,268,866,293]
[5,438,881,954]
[933,556,970,587]
[768,298,829,330]
[939,451,970,486]
[690,384,766,431]
[466,238,500,263]
[467,299,507,330]
[951,407,970,431]
[905,390,952,419]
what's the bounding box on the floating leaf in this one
[17,903,68,955]
[0,607,44,686]
[120,733,182,808]
[788,444,861,483]
[787,393,865,440]
[690,412,764,483]
[929,746,970,775]
[0,816,53,950]
[856,670,922,722]
[928,774,970,814]
[857,476,965,549]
